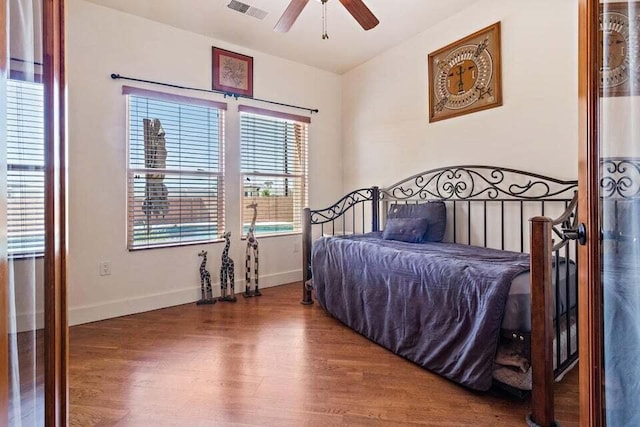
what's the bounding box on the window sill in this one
[128,238,225,252]
[240,231,301,241]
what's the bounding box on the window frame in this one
[124,86,227,250]
[238,105,309,239]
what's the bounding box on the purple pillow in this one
[387,202,446,242]
[382,217,429,243]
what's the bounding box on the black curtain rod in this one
[110,73,319,115]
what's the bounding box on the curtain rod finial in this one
[111,73,120,79]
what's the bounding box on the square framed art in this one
[212,47,254,98]
[428,22,502,123]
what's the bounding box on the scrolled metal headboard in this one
[381,165,577,201]
[308,187,378,225]
[379,166,578,254]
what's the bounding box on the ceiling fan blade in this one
[338,0,379,30]
[274,0,310,33]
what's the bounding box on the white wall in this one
[65,0,344,325]
[342,0,579,191]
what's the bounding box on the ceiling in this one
[84,0,480,74]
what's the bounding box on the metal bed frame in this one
[301,165,580,426]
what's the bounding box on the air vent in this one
[227,1,268,20]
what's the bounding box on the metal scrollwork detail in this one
[310,188,374,224]
[382,166,577,201]
[552,192,580,252]
[601,158,640,199]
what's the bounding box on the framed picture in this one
[212,47,254,98]
[600,2,640,97]
[428,22,502,123]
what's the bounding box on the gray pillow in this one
[387,202,446,242]
[382,217,429,243]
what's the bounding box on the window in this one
[6,79,45,256]
[239,106,309,236]
[126,87,226,250]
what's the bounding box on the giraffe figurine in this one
[244,202,261,298]
[196,250,215,305]
[219,231,237,303]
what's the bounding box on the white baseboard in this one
[68,269,302,326]
[69,286,198,327]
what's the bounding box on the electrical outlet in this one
[99,261,112,276]
[293,242,301,253]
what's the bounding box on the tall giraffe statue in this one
[219,231,237,302]
[244,202,261,298]
[196,250,215,305]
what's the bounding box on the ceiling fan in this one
[274,0,379,34]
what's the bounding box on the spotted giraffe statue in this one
[196,250,215,305]
[219,231,237,303]
[243,202,261,298]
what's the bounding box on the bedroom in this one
[2,0,638,426]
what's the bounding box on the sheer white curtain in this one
[6,0,44,425]
[600,1,640,425]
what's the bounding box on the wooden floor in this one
[69,283,579,426]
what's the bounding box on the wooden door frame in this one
[0,0,9,424]
[43,0,68,425]
[1,0,68,422]
[1,0,67,423]
[578,0,604,425]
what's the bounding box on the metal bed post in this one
[301,207,313,305]
[371,186,380,232]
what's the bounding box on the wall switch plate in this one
[99,261,112,276]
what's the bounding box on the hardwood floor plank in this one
[69,282,578,425]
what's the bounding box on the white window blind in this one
[6,79,45,256]
[239,106,309,237]
[126,87,226,250]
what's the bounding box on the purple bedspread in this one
[311,232,530,391]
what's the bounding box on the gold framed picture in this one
[428,22,502,123]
